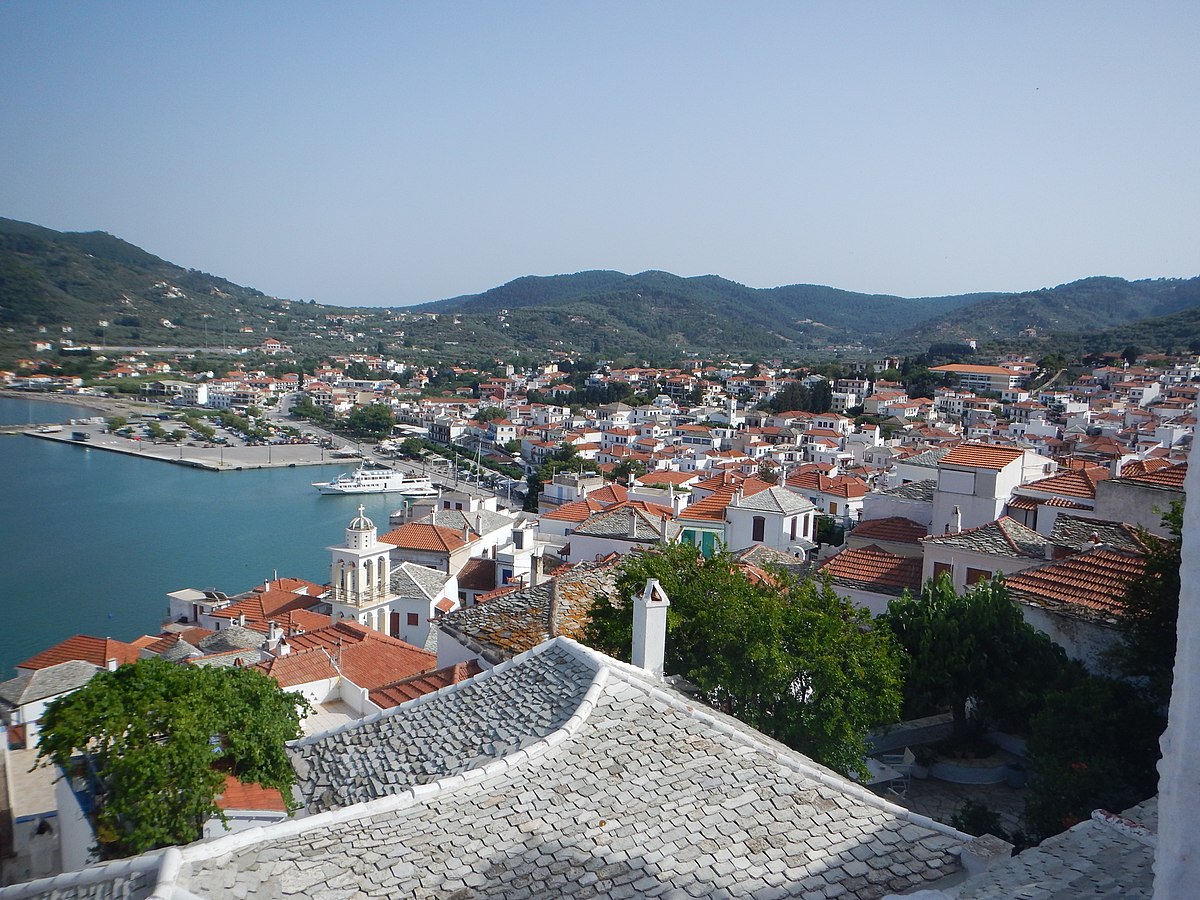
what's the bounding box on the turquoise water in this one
[0,398,397,674]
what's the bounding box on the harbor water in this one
[0,397,399,674]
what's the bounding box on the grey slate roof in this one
[572,505,681,542]
[158,638,201,662]
[733,543,814,577]
[954,799,1157,898]
[0,660,99,708]
[0,853,163,900]
[390,560,449,599]
[1050,512,1147,553]
[901,448,951,470]
[198,624,264,654]
[733,484,816,515]
[921,516,1062,559]
[425,507,515,537]
[879,479,936,502]
[289,642,594,813]
[168,638,972,899]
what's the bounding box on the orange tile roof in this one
[786,471,867,499]
[282,621,435,690]
[587,484,628,505]
[216,773,287,812]
[849,517,928,545]
[542,497,607,523]
[380,522,469,552]
[677,486,735,522]
[17,635,141,671]
[1120,462,1187,490]
[368,659,484,709]
[939,441,1025,470]
[256,576,326,596]
[1006,548,1148,619]
[254,647,338,687]
[1020,468,1106,500]
[818,546,923,596]
[929,363,1020,375]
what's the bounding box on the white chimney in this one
[632,578,671,679]
[951,505,961,535]
[105,657,119,672]
[530,550,543,588]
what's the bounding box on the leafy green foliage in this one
[1105,500,1183,707]
[884,575,1072,741]
[346,403,395,437]
[37,658,308,858]
[584,544,902,777]
[1023,677,1163,841]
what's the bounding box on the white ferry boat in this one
[313,462,439,497]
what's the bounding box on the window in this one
[966,567,991,585]
[932,561,952,580]
[829,501,838,516]
[790,517,798,540]
[752,516,766,542]
[802,515,810,538]
[406,612,419,627]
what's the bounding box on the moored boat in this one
[313,462,438,496]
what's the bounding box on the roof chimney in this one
[951,505,961,534]
[106,657,119,672]
[632,579,671,679]
[628,506,638,538]
[530,550,542,588]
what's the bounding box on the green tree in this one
[37,659,308,858]
[1023,676,1163,840]
[105,415,127,431]
[611,459,647,483]
[1106,500,1183,707]
[345,361,372,380]
[585,544,902,776]
[884,575,1070,742]
[346,403,396,437]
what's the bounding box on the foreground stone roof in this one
[169,638,972,899]
[954,799,1157,899]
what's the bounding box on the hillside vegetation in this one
[2,216,1198,366]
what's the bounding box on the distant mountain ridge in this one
[1,216,1198,363]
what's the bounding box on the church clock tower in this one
[328,505,396,634]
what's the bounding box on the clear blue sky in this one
[2,2,1196,307]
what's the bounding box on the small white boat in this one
[313,462,438,496]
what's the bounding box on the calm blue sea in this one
[0,397,396,674]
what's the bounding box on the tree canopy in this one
[584,543,902,777]
[883,574,1072,741]
[38,658,309,858]
[346,402,396,437]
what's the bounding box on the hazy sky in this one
[2,3,1196,307]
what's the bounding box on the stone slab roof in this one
[898,447,950,469]
[921,516,1062,559]
[954,799,1157,899]
[1049,513,1147,553]
[438,557,620,663]
[0,659,100,708]
[390,561,449,600]
[196,624,264,654]
[879,479,936,502]
[164,638,972,899]
[733,484,816,515]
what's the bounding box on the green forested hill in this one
[898,276,1200,346]
[3,215,1198,367]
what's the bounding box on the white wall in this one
[1017,604,1116,674]
[54,769,98,874]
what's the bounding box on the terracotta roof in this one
[586,484,628,505]
[1019,468,1107,500]
[676,486,735,522]
[541,497,607,523]
[17,635,141,672]
[818,546,924,597]
[849,516,928,545]
[1006,548,1148,620]
[216,773,288,812]
[635,471,697,487]
[939,441,1025,470]
[457,557,497,592]
[930,363,1020,375]
[254,647,338,687]
[285,621,436,691]
[256,576,326,596]
[1118,462,1187,490]
[380,522,468,553]
[368,659,485,709]
[786,471,867,499]
[217,590,318,631]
